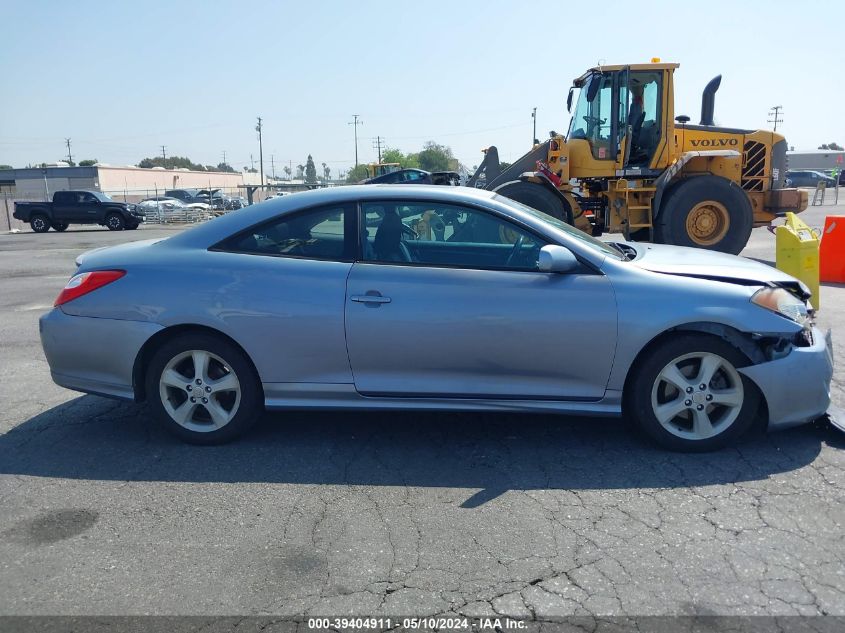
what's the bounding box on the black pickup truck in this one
[13,190,144,232]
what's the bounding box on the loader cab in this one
[566,63,675,174]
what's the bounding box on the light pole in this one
[531,107,537,144]
[348,115,363,168]
[256,117,264,188]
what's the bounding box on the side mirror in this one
[538,245,579,273]
[566,87,574,113]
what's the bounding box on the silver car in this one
[39,185,833,450]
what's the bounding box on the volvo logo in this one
[690,138,739,147]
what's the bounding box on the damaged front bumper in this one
[739,327,834,431]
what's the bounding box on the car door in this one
[80,192,104,221]
[51,191,80,223]
[345,199,618,399]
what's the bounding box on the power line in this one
[768,105,783,132]
[348,115,363,168]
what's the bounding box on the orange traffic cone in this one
[820,216,845,283]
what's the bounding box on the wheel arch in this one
[132,323,263,403]
[621,321,768,412]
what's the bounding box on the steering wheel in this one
[583,115,606,130]
[505,235,526,267]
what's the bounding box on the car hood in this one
[627,242,798,286]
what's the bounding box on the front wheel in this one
[105,212,125,231]
[494,180,574,224]
[625,334,760,452]
[145,333,263,444]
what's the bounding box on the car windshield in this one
[493,194,625,260]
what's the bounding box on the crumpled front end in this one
[739,327,834,430]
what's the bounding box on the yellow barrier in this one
[776,212,820,310]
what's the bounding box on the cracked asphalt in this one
[0,204,843,620]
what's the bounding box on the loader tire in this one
[494,181,574,225]
[654,176,752,254]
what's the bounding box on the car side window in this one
[216,204,353,261]
[361,201,547,271]
[81,194,98,204]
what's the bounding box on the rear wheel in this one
[625,333,760,452]
[51,221,69,232]
[106,212,125,231]
[494,180,574,224]
[145,333,263,444]
[654,176,752,254]
[30,214,50,233]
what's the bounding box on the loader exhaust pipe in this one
[699,75,722,126]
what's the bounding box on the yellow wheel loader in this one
[467,62,807,254]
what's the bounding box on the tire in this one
[51,222,69,232]
[654,175,752,254]
[624,333,761,452]
[494,180,574,224]
[105,212,125,231]
[30,214,51,233]
[145,332,263,444]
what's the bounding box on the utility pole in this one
[348,114,363,168]
[250,154,255,170]
[255,117,264,188]
[161,145,167,163]
[372,136,385,164]
[65,138,73,165]
[531,107,537,144]
[222,150,227,167]
[271,155,276,180]
[767,105,783,132]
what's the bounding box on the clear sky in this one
[1,0,843,176]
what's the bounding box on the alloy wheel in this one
[158,349,241,432]
[650,351,744,440]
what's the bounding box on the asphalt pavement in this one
[0,205,843,620]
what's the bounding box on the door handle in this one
[350,294,391,304]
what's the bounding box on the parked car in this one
[785,170,837,188]
[364,168,461,186]
[40,185,831,450]
[13,190,143,232]
[164,189,213,205]
[137,197,211,223]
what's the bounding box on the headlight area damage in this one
[663,274,832,430]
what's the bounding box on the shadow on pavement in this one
[1,395,838,507]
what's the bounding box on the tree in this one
[296,164,304,179]
[381,147,420,169]
[305,155,318,183]
[137,155,204,170]
[417,141,453,172]
[322,162,331,181]
[0,164,13,170]
[818,142,843,151]
[283,166,291,180]
[78,159,98,166]
[216,162,236,173]
[345,164,369,183]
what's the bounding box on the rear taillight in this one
[54,270,126,307]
